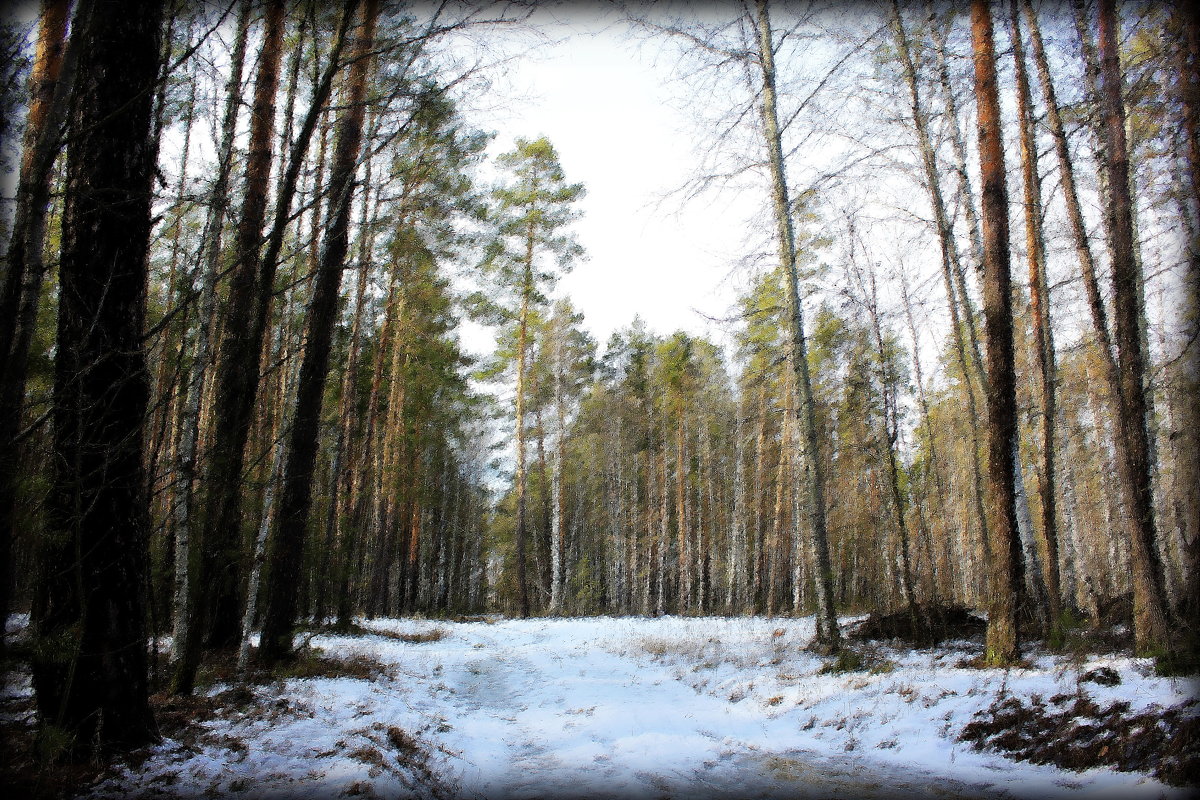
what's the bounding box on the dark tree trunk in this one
[971,0,1023,666]
[1096,0,1173,654]
[0,0,73,656]
[30,0,162,755]
[1174,0,1200,633]
[197,0,289,658]
[259,0,379,665]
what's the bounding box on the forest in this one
[0,0,1197,794]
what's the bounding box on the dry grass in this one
[330,622,449,645]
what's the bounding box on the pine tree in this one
[971,0,1024,667]
[481,136,584,618]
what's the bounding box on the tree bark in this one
[1172,1,1200,632]
[549,325,567,613]
[31,0,162,754]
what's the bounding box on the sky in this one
[457,7,761,359]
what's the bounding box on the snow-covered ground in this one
[19,615,1197,798]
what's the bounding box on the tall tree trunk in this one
[972,0,1023,666]
[0,0,73,658]
[1172,1,1200,633]
[167,0,252,692]
[924,6,1045,602]
[193,0,290,664]
[1096,0,1173,654]
[31,0,162,753]
[319,155,377,625]
[260,0,379,665]
[1009,0,1062,629]
[549,331,566,613]
[514,232,533,618]
[753,0,839,651]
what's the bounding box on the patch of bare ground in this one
[175,641,393,689]
[959,689,1200,787]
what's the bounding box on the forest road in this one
[401,621,1011,800]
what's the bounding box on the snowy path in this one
[79,615,1194,799]
[399,619,1006,800]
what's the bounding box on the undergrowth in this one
[818,644,894,675]
[312,621,449,644]
[959,689,1200,787]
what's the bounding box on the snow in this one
[41,615,1197,798]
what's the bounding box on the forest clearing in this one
[1,0,1198,797]
[3,612,1196,799]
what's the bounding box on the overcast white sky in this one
[458,7,760,358]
